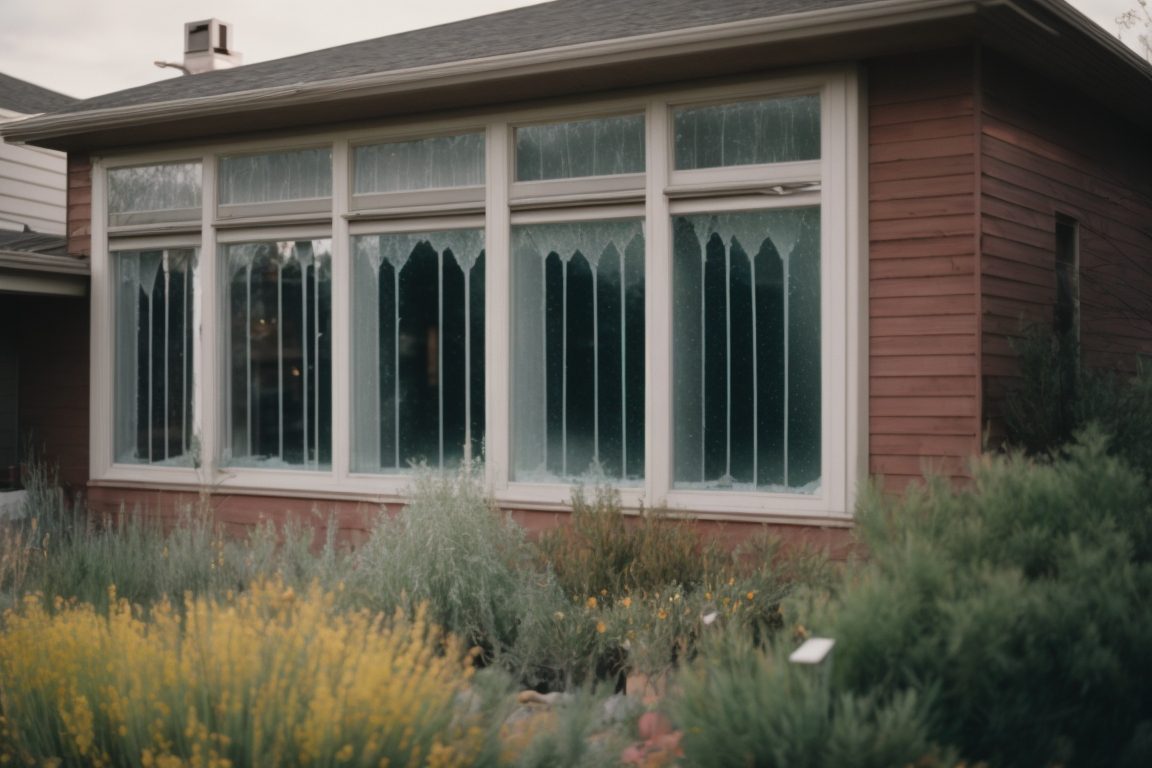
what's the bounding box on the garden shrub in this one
[673,628,953,768]
[348,466,531,660]
[537,486,715,601]
[828,432,1152,767]
[0,580,481,767]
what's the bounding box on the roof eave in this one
[0,251,89,297]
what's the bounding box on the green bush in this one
[674,628,953,768]
[828,433,1152,767]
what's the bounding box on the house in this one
[2,0,1150,547]
[0,73,88,500]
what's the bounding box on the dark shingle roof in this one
[0,73,77,114]
[52,0,865,116]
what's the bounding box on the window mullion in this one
[331,139,352,482]
[485,121,511,492]
[198,153,218,482]
[645,98,672,505]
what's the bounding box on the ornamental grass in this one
[0,580,481,767]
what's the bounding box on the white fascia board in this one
[2,0,984,146]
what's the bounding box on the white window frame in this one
[89,67,865,522]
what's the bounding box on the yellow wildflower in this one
[586,596,597,610]
[596,621,607,634]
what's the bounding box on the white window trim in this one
[89,67,865,522]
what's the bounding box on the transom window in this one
[95,72,860,518]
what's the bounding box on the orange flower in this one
[596,621,607,634]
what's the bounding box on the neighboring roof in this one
[0,72,77,115]
[0,230,69,257]
[4,0,1151,151]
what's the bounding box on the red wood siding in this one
[979,50,1152,434]
[66,153,91,259]
[867,48,982,492]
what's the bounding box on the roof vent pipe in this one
[156,19,243,75]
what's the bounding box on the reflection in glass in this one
[219,148,332,205]
[516,115,645,181]
[354,134,484,194]
[108,162,201,220]
[674,95,820,170]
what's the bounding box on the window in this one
[106,160,203,470]
[515,114,645,181]
[93,72,860,517]
[351,229,485,472]
[223,239,332,469]
[108,162,201,227]
[512,218,645,483]
[114,248,198,465]
[1055,215,1079,345]
[672,208,820,491]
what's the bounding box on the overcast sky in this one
[0,0,1144,101]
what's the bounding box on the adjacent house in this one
[3,0,1150,545]
[0,73,88,497]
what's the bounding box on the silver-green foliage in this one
[347,465,532,657]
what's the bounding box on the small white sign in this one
[789,637,835,665]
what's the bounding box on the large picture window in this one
[96,72,858,517]
[223,239,332,469]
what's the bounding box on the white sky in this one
[0,0,1143,101]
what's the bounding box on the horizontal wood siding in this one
[0,140,67,235]
[980,50,1152,434]
[867,48,981,492]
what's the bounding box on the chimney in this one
[182,19,242,74]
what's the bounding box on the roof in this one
[0,72,76,115]
[4,0,1151,151]
[0,230,69,257]
[50,0,862,116]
